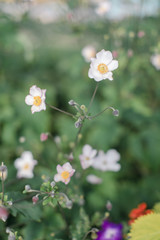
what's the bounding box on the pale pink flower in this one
[92,149,121,172]
[79,144,97,169]
[0,206,9,222]
[112,50,118,58]
[40,133,48,142]
[25,85,46,114]
[137,31,145,38]
[86,174,102,184]
[81,45,96,62]
[95,1,111,16]
[88,49,118,81]
[54,162,75,185]
[14,151,37,178]
[150,54,160,70]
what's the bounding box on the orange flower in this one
[128,202,152,225]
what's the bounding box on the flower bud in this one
[113,109,119,116]
[0,162,8,181]
[32,195,39,205]
[106,200,112,211]
[68,100,76,106]
[75,119,82,128]
[50,191,55,198]
[50,181,55,188]
[66,200,73,209]
[80,105,86,111]
[0,206,9,222]
[25,185,31,192]
[40,133,48,142]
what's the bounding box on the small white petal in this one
[108,60,118,71]
[29,85,42,97]
[25,95,34,106]
[57,165,63,174]
[54,173,62,182]
[63,162,72,172]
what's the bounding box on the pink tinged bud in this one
[32,195,39,204]
[106,201,112,211]
[0,207,9,222]
[112,51,118,58]
[40,133,48,142]
[137,31,145,38]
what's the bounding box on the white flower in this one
[150,54,160,70]
[88,49,118,81]
[92,149,121,172]
[86,174,102,184]
[14,151,37,178]
[81,45,96,62]
[54,162,75,185]
[25,85,46,114]
[79,144,97,169]
[95,1,111,16]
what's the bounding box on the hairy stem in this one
[47,103,75,118]
[87,83,99,113]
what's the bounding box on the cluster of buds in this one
[69,100,119,129]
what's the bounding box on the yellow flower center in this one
[85,157,90,161]
[97,63,108,74]
[33,96,42,106]
[23,163,30,170]
[61,171,70,180]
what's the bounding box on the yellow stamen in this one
[23,163,30,170]
[33,96,42,106]
[85,157,90,161]
[61,171,70,180]
[97,63,108,74]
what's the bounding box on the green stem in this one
[47,103,75,118]
[89,106,116,119]
[87,83,99,113]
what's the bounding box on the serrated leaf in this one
[129,213,160,240]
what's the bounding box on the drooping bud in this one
[0,162,8,181]
[75,118,82,128]
[32,195,39,205]
[50,191,55,198]
[68,100,76,106]
[113,109,119,117]
[25,185,31,192]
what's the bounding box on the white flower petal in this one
[63,162,72,172]
[25,95,34,106]
[54,173,62,182]
[103,71,113,81]
[108,60,118,71]
[29,85,42,97]
[83,144,92,155]
[57,165,63,174]
[106,149,120,162]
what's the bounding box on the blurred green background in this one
[0,0,160,239]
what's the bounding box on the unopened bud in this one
[25,185,31,192]
[75,119,82,128]
[50,191,55,198]
[50,181,55,188]
[40,133,48,142]
[0,162,8,181]
[0,206,9,222]
[66,200,72,209]
[68,100,76,106]
[113,109,119,116]
[106,200,112,211]
[32,195,39,205]
[7,201,13,206]
[80,105,86,111]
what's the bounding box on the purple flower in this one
[96,220,123,240]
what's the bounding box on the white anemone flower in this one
[150,54,160,70]
[86,174,102,184]
[92,149,121,172]
[25,85,46,114]
[95,1,111,16]
[79,144,97,169]
[88,49,118,81]
[54,162,75,185]
[14,151,37,178]
[81,45,96,62]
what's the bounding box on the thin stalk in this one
[47,103,75,118]
[1,171,4,204]
[87,83,99,113]
[89,107,115,119]
[57,201,70,238]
